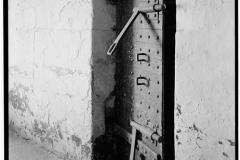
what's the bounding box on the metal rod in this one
[137,4,163,13]
[129,127,137,160]
[107,4,164,55]
[107,10,139,55]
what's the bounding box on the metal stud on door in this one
[107,1,165,160]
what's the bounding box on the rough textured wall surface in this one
[9,0,115,159]
[175,0,235,159]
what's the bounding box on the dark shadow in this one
[162,0,176,159]
[106,0,134,159]
[113,0,134,133]
[4,0,9,160]
[235,0,238,159]
[91,0,133,160]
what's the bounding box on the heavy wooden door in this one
[112,0,164,160]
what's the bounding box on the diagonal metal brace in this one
[107,4,165,56]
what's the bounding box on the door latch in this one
[107,4,165,56]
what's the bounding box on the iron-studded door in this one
[107,1,164,160]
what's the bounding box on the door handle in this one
[137,53,150,62]
[107,4,165,56]
[136,76,150,87]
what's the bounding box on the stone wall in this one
[8,0,115,159]
[175,0,235,159]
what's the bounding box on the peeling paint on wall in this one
[32,119,64,146]
[47,66,83,77]
[9,0,116,159]
[9,84,34,116]
[71,135,82,147]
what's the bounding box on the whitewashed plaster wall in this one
[8,0,115,159]
[175,0,235,159]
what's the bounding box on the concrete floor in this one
[9,129,61,160]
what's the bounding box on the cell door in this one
[107,1,164,160]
